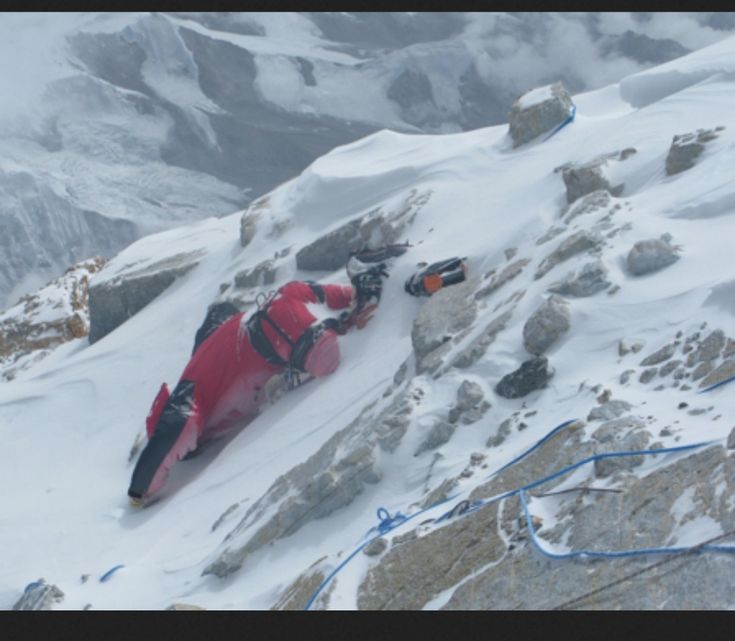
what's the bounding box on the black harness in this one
[246,283,339,384]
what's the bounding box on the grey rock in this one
[619,369,635,384]
[587,399,633,422]
[13,579,64,610]
[689,330,726,365]
[692,361,715,381]
[455,380,485,412]
[535,230,604,280]
[548,260,611,297]
[727,427,735,450]
[591,416,647,443]
[495,357,554,399]
[522,295,571,355]
[363,537,388,557]
[659,360,682,377]
[233,259,277,289]
[296,189,429,271]
[560,189,612,224]
[411,279,478,373]
[627,236,680,276]
[421,478,459,509]
[486,418,513,447]
[559,149,634,204]
[240,197,268,248]
[88,249,204,343]
[535,225,567,246]
[474,258,529,300]
[699,358,735,389]
[640,342,677,366]
[271,565,330,611]
[665,128,724,176]
[508,82,574,148]
[450,310,513,370]
[639,368,658,383]
[594,430,652,477]
[414,420,457,457]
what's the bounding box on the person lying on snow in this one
[127,264,387,506]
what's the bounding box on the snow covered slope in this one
[3,34,735,610]
[2,12,734,309]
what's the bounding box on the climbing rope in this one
[304,417,730,610]
[543,104,577,142]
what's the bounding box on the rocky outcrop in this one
[233,259,277,289]
[535,230,604,280]
[626,234,680,276]
[665,127,725,176]
[295,189,429,271]
[0,256,107,381]
[508,82,574,148]
[411,279,478,374]
[495,357,554,399]
[560,189,613,224]
[474,258,529,301]
[13,579,64,610]
[522,295,571,356]
[557,148,637,204]
[203,377,417,578]
[548,260,610,297]
[449,309,513,370]
[88,250,204,343]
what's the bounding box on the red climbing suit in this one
[131,281,355,501]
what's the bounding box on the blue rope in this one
[303,436,723,610]
[543,104,577,142]
[99,564,125,583]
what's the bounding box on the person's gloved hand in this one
[351,263,388,307]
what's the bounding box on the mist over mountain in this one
[1,11,734,309]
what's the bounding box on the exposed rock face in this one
[522,295,571,355]
[665,127,725,175]
[508,82,574,148]
[626,235,680,276]
[204,380,416,578]
[640,342,678,366]
[439,445,735,610]
[561,189,612,224]
[449,309,513,370]
[411,279,478,374]
[233,259,277,289]
[13,579,64,610]
[0,256,107,381]
[558,148,636,204]
[535,230,604,280]
[548,260,611,297]
[475,258,529,300]
[295,189,429,271]
[699,358,735,389]
[687,330,725,365]
[88,250,204,343]
[587,399,633,421]
[495,357,554,399]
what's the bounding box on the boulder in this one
[495,357,554,399]
[411,279,478,373]
[89,250,204,343]
[665,127,725,176]
[474,258,529,300]
[558,148,636,204]
[699,358,735,389]
[687,330,725,366]
[522,295,571,356]
[548,260,610,297]
[508,82,574,148]
[640,342,678,366]
[535,230,604,280]
[626,235,680,276]
[295,189,428,271]
[587,399,633,422]
[414,420,457,457]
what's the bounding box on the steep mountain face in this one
[2,12,734,309]
[3,34,735,610]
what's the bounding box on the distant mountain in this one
[1,11,733,309]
